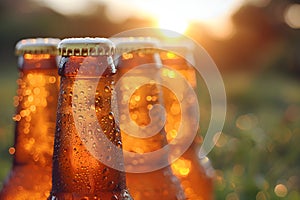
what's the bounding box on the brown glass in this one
[0,54,59,199]
[116,50,185,200]
[49,55,132,200]
[160,51,214,200]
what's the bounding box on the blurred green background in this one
[0,0,300,199]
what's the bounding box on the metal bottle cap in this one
[111,37,159,54]
[15,38,61,55]
[58,37,115,56]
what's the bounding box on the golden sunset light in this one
[33,0,245,37]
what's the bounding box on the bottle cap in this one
[58,37,115,56]
[159,40,195,57]
[15,38,61,55]
[111,37,159,54]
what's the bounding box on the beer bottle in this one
[0,38,61,199]
[159,41,214,200]
[49,38,132,200]
[112,37,185,200]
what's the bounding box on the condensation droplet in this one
[90,104,95,110]
[146,96,152,101]
[102,168,109,174]
[104,86,111,93]
[106,155,112,162]
[108,112,114,120]
[117,141,122,148]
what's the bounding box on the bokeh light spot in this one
[284,4,300,29]
[274,184,288,197]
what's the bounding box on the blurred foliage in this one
[0,0,300,199]
[0,68,17,189]
[210,69,300,199]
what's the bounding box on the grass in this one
[0,67,18,187]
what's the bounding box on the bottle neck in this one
[59,55,116,78]
[116,52,169,154]
[13,55,59,166]
[51,55,127,197]
[159,51,199,150]
[160,51,197,88]
[116,51,159,74]
[19,54,58,70]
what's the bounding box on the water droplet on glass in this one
[102,176,108,181]
[106,155,112,162]
[102,168,109,174]
[117,141,122,148]
[90,104,95,110]
[108,112,114,120]
[104,86,111,93]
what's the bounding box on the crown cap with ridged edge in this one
[159,40,195,57]
[15,38,61,55]
[58,37,115,56]
[111,37,159,54]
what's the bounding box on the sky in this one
[30,0,299,38]
[31,0,245,38]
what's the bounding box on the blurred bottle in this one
[159,41,214,200]
[0,38,61,200]
[112,37,185,200]
[49,38,132,200]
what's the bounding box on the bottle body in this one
[0,53,59,200]
[116,49,185,200]
[160,50,214,200]
[50,52,132,200]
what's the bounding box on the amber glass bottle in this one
[0,38,60,200]
[159,42,214,200]
[112,37,185,200]
[49,38,132,200]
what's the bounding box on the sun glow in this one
[33,0,245,38]
[158,17,189,34]
[133,0,243,37]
